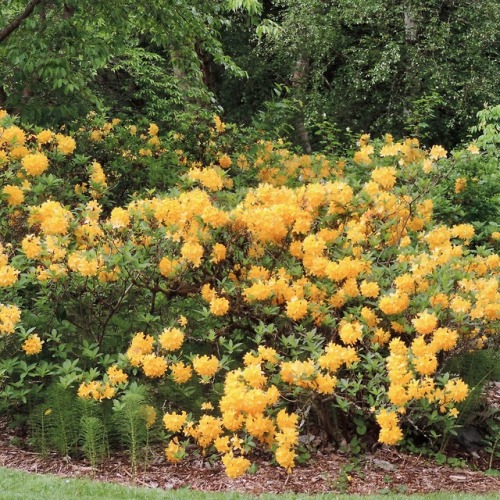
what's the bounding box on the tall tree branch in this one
[0,0,44,43]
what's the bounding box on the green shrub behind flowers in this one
[0,109,499,478]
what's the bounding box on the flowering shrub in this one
[0,109,499,477]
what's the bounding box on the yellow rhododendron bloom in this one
[158,327,185,351]
[163,411,188,433]
[0,265,19,287]
[141,354,168,378]
[339,321,363,345]
[148,123,159,136]
[126,332,154,366]
[429,145,447,160]
[242,364,267,389]
[170,361,193,384]
[285,296,308,321]
[210,296,230,316]
[213,114,225,133]
[430,327,458,351]
[211,243,227,263]
[2,126,26,145]
[21,235,43,259]
[0,303,21,335]
[36,130,53,145]
[89,161,107,187]
[159,257,179,277]
[413,353,438,375]
[379,292,410,315]
[444,379,469,403]
[222,453,251,478]
[56,134,76,155]
[411,311,438,335]
[22,334,43,355]
[29,200,72,235]
[371,167,397,190]
[360,280,380,298]
[109,207,130,228]
[275,446,297,472]
[77,381,116,401]
[2,185,24,205]
[314,372,337,394]
[181,240,204,267]
[192,354,219,378]
[191,415,224,448]
[165,438,184,463]
[22,152,49,176]
[218,154,232,169]
[376,409,403,445]
[455,177,467,194]
[106,365,128,385]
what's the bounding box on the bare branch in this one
[0,0,44,44]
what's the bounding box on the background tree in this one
[0,0,259,127]
[216,0,499,149]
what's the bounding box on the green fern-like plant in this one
[446,349,500,419]
[46,384,80,456]
[112,384,152,473]
[80,415,108,469]
[28,384,80,457]
[28,404,51,457]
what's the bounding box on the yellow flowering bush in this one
[0,110,498,477]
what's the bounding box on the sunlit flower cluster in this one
[0,303,21,335]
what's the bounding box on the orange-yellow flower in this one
[209,297,230,316]
[22,334,43,355]
[2,185,24,206]
[192,354,219,378]
[285,296,308,321]
[22,153,49,176]
[158,327,185,351]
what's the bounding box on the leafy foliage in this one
[0,108,499,478]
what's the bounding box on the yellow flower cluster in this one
[0,303,21,335]
[158,327,185,351]
[163,411,188,433]
[67,251,102,277]
[376,409,403,445]
[106,365,128,385]
[0,263,19,287]
[209,296,230,316]
[78,381,116,401]
[22,334,43,355]
[192,354,219,379]
[187,167,224,191]
[21,153,49,176]
[89,161,107,196]
[222,453,251,478]
[126,332,155,366]
[165,438,184,463]
[29,200,72,236]
[2,185,24,206]
[56,134,76,155]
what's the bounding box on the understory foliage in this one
[0,107,499,477]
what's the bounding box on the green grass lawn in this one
[0,467,498,500]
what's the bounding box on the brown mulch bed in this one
[1,417,499,496]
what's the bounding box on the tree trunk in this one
[403,2,417,43]
[291,57,312,154]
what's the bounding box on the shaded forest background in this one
[1,0,498,149]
